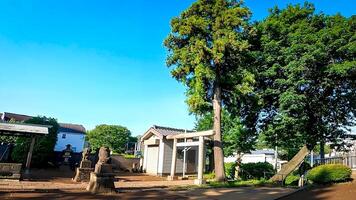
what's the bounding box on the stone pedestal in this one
[86,163,115,194]
[194,179,206,185]
[73,160,93,182]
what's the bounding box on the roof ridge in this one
[4,112,34,118]
[153,125,193,132]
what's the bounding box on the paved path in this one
[280,173,356,200]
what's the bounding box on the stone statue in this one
[87,146,115,194]
[82,148,90,161]
[73,147,93,182]
[98,147,110,164]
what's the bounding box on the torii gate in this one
[166,130,214,185]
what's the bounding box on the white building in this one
[225,149,287,171]
[54,123,86,153]
[0,112,86,153]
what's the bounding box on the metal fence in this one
[314,156,356,169]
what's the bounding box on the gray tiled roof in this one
[153,125,194,136]
[59,123,86,134]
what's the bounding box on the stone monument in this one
[73,148,93,182]
[86,147,116,193]
[62,144,73,165]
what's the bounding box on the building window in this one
[62,133,66,139]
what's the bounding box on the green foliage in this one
[240,162,274,180]
[255,3,356,151]
[298,162,312,175]
[164,0,254,114]
[86,124,131,154]
[224,162,237,179]
[204,172,216,180]
[195,110,256,157]
[0,119,19,144]
[208,179,272,188]
[285,174,300,186]
[11,116,59,167]
[307,164,352,184]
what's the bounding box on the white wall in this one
[54,131,85,153]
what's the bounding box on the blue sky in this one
[0,0,354,136]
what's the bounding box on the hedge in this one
[307,164,351,184]
[225,162,237,179]
[285,174,300,186]
[240,162,275,180]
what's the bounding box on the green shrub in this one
[307,164,351,184]
[204,172,215,180]
[224,162,236,179]
[240,162,275,180]
[298,162,311,175]
[285,174,300,186]
[12,116,59,167]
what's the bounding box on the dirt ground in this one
[0,167,295,200]
[280,173,356,200]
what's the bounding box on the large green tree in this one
[255,3,356,155]
[86,124,131,154]
[195,110,255,157]
[164,0,254,181]
[11,116,59,167]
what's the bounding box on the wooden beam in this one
[166,130,214,140]
[176,141,200,147]
[0,122,49,135]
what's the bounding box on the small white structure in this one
[140,126,199,176]
[54,123,86,153]
[225,149,287,171]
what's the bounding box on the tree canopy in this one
[254,3,356,152]
[86,124,131,154]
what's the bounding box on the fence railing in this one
[314,156,356,169]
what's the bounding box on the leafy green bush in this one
[307,164,351,184]
[240,162,274,180]
[204,172,215,180]
[86,124,131,154]
[298,162,311,175]
[285,174,300,186]
[225,162,236,179]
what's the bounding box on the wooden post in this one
[168,138,177,180]
[195,136,205,185]
[25,136,36,173]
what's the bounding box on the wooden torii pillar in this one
[166,130,214,185]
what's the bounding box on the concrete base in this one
[167,175,177,181]
[178,176,189,180]
[73,168,93,182]
[194,179,206,185]
[86,172,116,194]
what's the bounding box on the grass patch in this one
[208,179,273,188]
[170,179,274,191]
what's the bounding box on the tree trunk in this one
[320,141,325,164]
[213,83,225,182]
[234,152,242,180]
